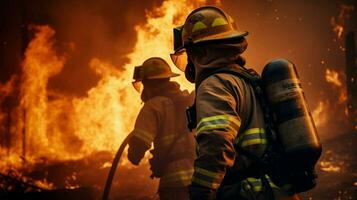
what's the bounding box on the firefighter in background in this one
[127,57,196,200]
[170,6,301,200]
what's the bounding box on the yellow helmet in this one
[173,6,248,53]
[132,57,179,92]
[171,6,248,72]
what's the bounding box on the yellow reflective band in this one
[241,138,267,147]
[159,134,176,146]
[164,169,194,178]
[133,129,154,145]
[242,128,266,135]
[192,21,208,33]
[196,124,238,137]
[197,115,241,127]
[160,169,194,184]
[211,17,229,27]
[196,115,241,136]
[244,176,279,192]
[195,167,224,179]
[192,176,220,189]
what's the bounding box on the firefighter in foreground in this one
[127,57,196,200]
[171,6,321,200]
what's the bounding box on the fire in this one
[312,101,329,128]
[319,161,342,173]
[0,0,216,189]
[19,25,66,158]
[325,68,347,104]
[123,0,198,91]
[330,4,354,39]
[325,69,342,87]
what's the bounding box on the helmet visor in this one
[170,49,188,72]
[132,81,143,93]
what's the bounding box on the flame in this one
[123,0,198,91]
[319,161,342,173]
[19,25,66,159]
[0,0,216,186]
[325,68,347,104]
[312,101,329,128]
[330,4,354,39]
[325,69,342,87]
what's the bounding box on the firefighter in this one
[170,6,301,200]
[127,57,196,200]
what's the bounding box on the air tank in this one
[261,59,322,170]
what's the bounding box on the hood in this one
[141,81,190,103]
[186,39,248,85]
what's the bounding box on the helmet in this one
[132,57,179,92]
[171,6,248,71]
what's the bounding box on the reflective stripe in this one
[242,175,279,192]
[192,21,208,33]
[192,167,224,189]
[211,17,229,27]
[132,128,154,145]
[158,134,183,146]
[192,176,220,189]
[241,139,267,147]
[242,128,266,135]
[196,115,241,136]
[238,128,267,147]
[161,169,194,184]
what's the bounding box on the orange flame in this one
[330,4,354,39]
[312,100,329,128]
[1,0,217,175]
[325,68,347,104]
[19,25,66,159]
[325,69,342,87]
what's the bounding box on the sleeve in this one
[128,102,159,165]
[191,75,241,190]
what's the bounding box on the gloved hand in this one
[189,184,216,200]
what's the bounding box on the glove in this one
[189,184,216,200]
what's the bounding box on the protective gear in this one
[127,81,196,199]
[173,6,248,52]
[132,57,180,92]
[174,6,310,200]
[171,6,248,72]
[190,65,301,200]
[261,59,322,192]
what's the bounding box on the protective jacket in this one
[184,40,300,199]
[128,82,196,190]
[190,63,301,200]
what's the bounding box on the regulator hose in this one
[102,134,132,200]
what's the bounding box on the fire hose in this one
[102,133,132,200]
